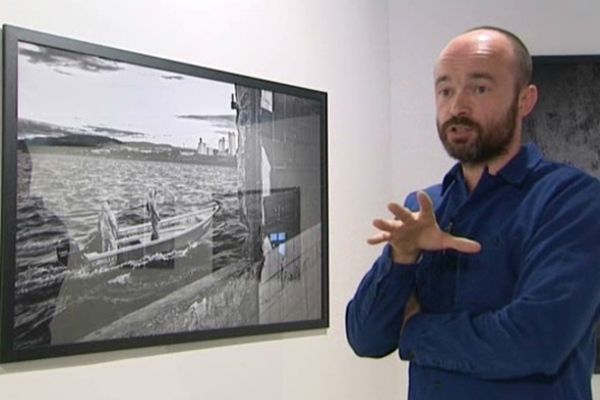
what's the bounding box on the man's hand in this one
[401,292,422,334]
[367,191,481,263]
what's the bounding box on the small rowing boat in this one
[83,201,219,270]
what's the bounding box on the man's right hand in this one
[367,191,481,263]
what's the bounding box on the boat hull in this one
[84,203,219,271]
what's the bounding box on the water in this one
[14,150,246,349]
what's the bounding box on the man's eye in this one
[439,89,451,97]
[476,86,488,94]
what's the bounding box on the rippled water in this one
[14,150,246,349]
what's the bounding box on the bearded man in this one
[346,26,600,400]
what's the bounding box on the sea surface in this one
[14,150,246,349]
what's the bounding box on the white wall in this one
[0,1,402,399]
[388,0,600,397]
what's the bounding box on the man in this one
[346,26,600,400]
[98,199,119,252]
[146,189,161,240]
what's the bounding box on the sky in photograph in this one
[17,42,237,150]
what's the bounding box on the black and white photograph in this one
[523,54,600,371]
[524,55,600,179]
[1,25,328,362]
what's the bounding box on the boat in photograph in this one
[48,198,229,344]
[82,201,220,271]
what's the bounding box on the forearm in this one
[400,261,600,379]
[346,245,418,357]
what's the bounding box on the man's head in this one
[434,26,538,166]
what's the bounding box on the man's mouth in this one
[447,125,474,142]
[449,124,473,133]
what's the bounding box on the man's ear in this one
[518,84,538,117]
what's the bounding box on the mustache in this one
[441,116,482,132]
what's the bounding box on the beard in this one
[437,96,519,164]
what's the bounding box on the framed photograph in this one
[523,54,600,372]
[1,25,328,362]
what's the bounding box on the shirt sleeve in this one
[345,189,440,357]
[399,175,600,379]
[346,244,419,357]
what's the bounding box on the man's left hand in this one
[402,292,422,334]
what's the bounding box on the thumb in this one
[442,233,482,254]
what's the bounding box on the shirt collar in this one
[441,143,544,194]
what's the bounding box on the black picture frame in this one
[1,24,329,362]
[523,54,600,372]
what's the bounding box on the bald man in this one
[346,27,600,400]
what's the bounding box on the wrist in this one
[392,246,421,264]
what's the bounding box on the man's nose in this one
[450,91,471,117]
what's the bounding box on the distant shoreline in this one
[24,144,237,168]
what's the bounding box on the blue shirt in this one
[346,144,600,400]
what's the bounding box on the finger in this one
[416,191,434,215]
[441,233,482,253]
[367,231,390,245]
[387,202,414,223]
[372,218,399,232]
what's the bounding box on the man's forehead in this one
[434,56,497,82]
[441,31,511,60]
[434,30,514,79]
[435,71,495,86]
[442,30,499,55]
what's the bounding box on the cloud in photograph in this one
[86,125,147,138]
[177,114,236,127]
[18,118,83,137]
[19,43,122,73]
[161,74,185,81]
